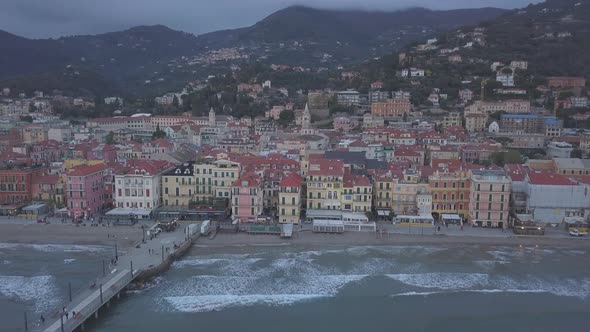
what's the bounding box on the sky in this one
[0,0,540,39]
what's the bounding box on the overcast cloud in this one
[0,0,540,39]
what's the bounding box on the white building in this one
[496,68,515,87]
[114,160,171,210]
[526,172,590,224]
[104,97,124,105]
[336,90,360,106]
[262,80,272,89]
[547,141,574,159]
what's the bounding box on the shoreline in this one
[0,223,143,248]
[0,223,588,251]
[197,231,590,252]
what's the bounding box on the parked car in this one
[569,229,588,237]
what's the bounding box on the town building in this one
[114,160,170,211]
[231,172,263,223]
[193,159,241,205]
[162,162,195,207]
[547,77,586,89]
[468,169,511,228]
[429,168,471,219]
[371,97,411,118]
[66,164,108,219]
[336,90,361,106]
[342,173,372,213]
[526,172,590,224]
[0,167,46,208]
[441,112,462,128]
[306,159,344,210]
[547,142,574,159]
[278,173,304,224]
[464,111,488,132]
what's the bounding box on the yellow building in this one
[306,159,344,210]
[162,162,195,207]
[278,173,304,224]
[342,173,372,213]
[464,111,488,133]
[374,169,430,215]
[193,159,241,204]
[441,111,463,128]
[373,174,394,211]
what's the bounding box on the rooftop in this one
[527,172,576,186]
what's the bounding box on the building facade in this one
[278,173,303,224]
[468,170,511,228]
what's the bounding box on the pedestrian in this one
[65,312,69,319]
[40,315,45,324]
[72,311,76,317]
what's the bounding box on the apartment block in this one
[468,170,511,228]
[278,173,304,224]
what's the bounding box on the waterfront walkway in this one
[33,224,195,332]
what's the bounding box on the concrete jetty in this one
[32,222,200,332]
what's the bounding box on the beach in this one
[0,223,143,248]
[0,222,589,250]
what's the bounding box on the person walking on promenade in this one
[40,315,45,324]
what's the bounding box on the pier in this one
[31,223,200,332]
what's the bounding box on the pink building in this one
[66,164,107,219]
[468,169,511,228]
[231,172,263,223]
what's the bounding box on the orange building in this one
[371,98,411,118]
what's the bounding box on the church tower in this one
[209,107,216,126]
[300,103,315,135]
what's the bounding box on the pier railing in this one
[32,269,133,332]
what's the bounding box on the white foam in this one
[386,273,489,289]
[165,294,323,312]
[63,259,76,264]
[391,289,548,298]
[0,243,107,253]
[0,275,59,312]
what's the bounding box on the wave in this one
[391,289,548,297]
[0,275,59,312]
[164,294,324,312]
[0,243,107,253]
[63,259,76,264]
[386,273,489,289]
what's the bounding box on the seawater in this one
[2,244,590,331]
[0,243,112,331]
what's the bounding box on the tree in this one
[20,115,33,123]
[172,95,180,108]
[402,112,408,122]
[278,109,295,128]
[152,124,166,139]
[490,150,522,167]
[571,149,583,159]
[105,131,115,145]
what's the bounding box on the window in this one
[165,188,168,194]
[146,189,150,197]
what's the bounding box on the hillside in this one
[0,6,507,97]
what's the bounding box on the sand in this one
[198,230,590,250]
[0,223,143,248]
[1,223,589,251]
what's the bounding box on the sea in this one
[1,242,590,332]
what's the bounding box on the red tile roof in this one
[527,172,576,186]
[233,172,261,187]
[504,164,528,182]
[68,163,107,176]
[279,173,304,187]
[308,159,344,176]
